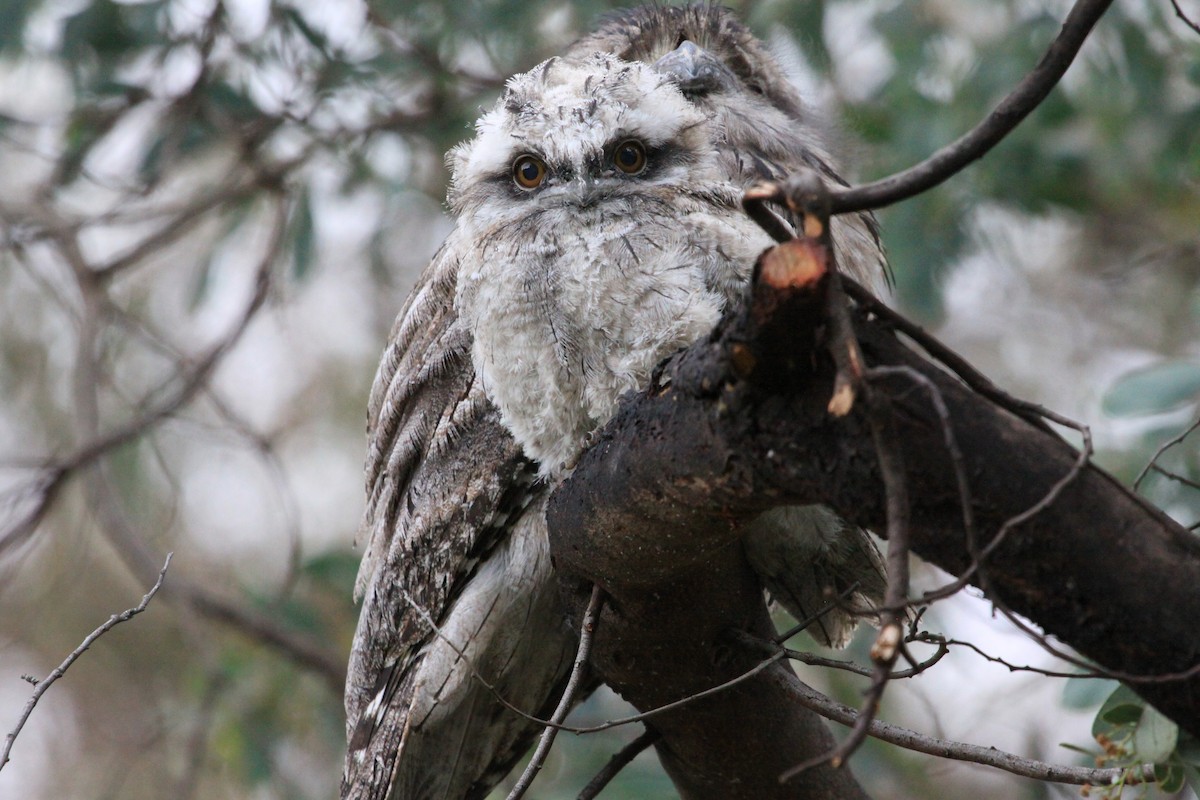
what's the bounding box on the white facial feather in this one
[449,53,773,474]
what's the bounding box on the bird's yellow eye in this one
[512,155,547,189]
[613,140,647,175]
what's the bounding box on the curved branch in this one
[789,680,1153,787]
[830,0,1114,213]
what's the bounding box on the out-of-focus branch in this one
[0,554,172,773]
[0,198,283,558]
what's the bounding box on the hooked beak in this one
[570,173,599,207]
[652,40,738,96]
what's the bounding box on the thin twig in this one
[1148,463,1200,491]
[918,428,1092,603]
[1134,413,1200,490]
[1170,0,1200,35]
[576,728,661,800]
[738,630,950,679]
[989,600,1200,685]
[911,632,1108,679]
[788,679,1153,786]
[506,585,605,800]
[842,278,1058,435]
[774,582,862,643]
[838,279,1105,608]
[742,183,796,244]
[0,554,172,772]
[827,0,1116,213]
[782,366,914,783]
[402,585,791,735]
[787,641,949,680]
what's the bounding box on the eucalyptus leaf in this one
[1134,705,1179,764]
[1093,684,1144,737]
[1062,677,1117,710]
[1155,761,1185,793]
[290,189,316,281]
[1102,361,1200,417]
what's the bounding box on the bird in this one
[343,6,888,799]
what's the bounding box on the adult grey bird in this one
[343,6,887,799]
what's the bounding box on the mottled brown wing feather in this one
[343,244,535,798]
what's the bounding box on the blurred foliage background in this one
[0,0,1197,798]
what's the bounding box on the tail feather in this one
[743,505,887,648]
[343,501,577,800]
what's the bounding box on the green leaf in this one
[1134,705,1178,764]
[1093,684,1144,737]
[1102,360,1200,417]
[1063,677,1118,709]
[1177,732,1200,767]
[0,0,32,51]
[302,551,360,592]
[1183,762,1200,794]
[1155,761,1185,793]
[204,81,263,125]
[289,188,316,281]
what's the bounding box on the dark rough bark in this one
[547,262,1200,795]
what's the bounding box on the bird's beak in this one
[652,40,738,96]
[571,173,598,206]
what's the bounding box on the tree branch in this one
[828,0,1115,213]
[788,679,1154,787]
[506,585,605,800]
[547,240,1200,800]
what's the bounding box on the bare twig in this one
[829,0,1115,213]
[400,584,789,736]
[1134,414,1200,489]
[788,679,1154,786]
[789,641,948,680]
[782,364,915,783]
[0,554,172,772]
[1135,413,1200,490]
[774,582,863,643]
[911,632,1108,679]
[506,585,605,800]
[1148,463,1200,492]
[1170,0,1200,35]
[576,728,661,800]
[737,630,950,680]
[742,183,795,244]
[918,407,1093,604]
[842,278,1058,435]
[987,599,1200,685]
[741,0,1114,216]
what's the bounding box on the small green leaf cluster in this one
[1070,685,1200,798]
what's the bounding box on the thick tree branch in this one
[546,246,1200,800]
